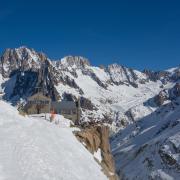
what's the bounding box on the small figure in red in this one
[50,109,56,122]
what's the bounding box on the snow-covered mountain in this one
[0,100,107,180]
[111,87,180,180]
[0,46,180,179]
[0,46,179,128]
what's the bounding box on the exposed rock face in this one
[60,75,84,94]
[107,64,149,88]
[82,69,108,89]
[143,68,180,83]
[0,47,60,102]
[171,83,180,97]
[74,125,117,180]
[154,90,169,106]
[158,129,180,172]
[8,71,38,99]
[0,47,47,77]
[80,96,97,111]
[62,92,76,101]
[59,56,90,69]
[154,83,180,106]
[107,64,138,87]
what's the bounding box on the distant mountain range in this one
[0,46,179,125]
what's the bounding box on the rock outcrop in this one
[0,47,60,102]
[80,96,97,111]
[171,83,180,97]
[60,56,91,68]
[74,125,117,180]
[154,83,180,106]
[154,90,169,106]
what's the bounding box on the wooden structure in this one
[25,92,51,114]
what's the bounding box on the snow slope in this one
[111,98,180,180]
[55,63,166,128]
[0,100,107,180]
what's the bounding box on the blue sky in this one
[0,0,180,70]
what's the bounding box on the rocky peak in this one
[143,67,180,83]
[2,46,38,62]
[107,63,129,84]
[0,47,58,102]
[107,63,142,87]
[59,56,90,69]
[107,63,122,71]
[0,47,49,77]
[143,69,162,81]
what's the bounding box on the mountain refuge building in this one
[24,92,81,124]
